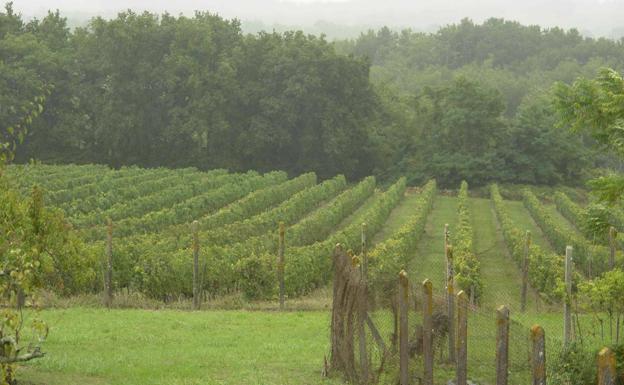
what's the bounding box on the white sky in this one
[8,0,624,38]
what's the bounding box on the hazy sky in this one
[10,0,624,38]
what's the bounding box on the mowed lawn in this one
[20,309,343,385]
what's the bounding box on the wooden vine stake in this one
[104,218,113,308]
[445,226,456,364]
[456,290,468,385]
[496,306,510,385]
[278,222,285,310]
[564,246,573,347]
[423,279,434,385]
[521,230,531,312]
[597,347,616,385]
[531,325,546,385]
[358,222,369,384]
[399,270,409,385]
[609,226,617,270]
[192,220,200,310]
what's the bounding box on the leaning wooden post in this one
[423,279,434,385]
[496,306,510,385]
[531,325,546,385]
[104,218,113,308]
[609,227,617,270]
[564,246,573,347]
[597,347,616,385]
[456,290,468,385]
[521,231,531,312]
[278,222,285,310]
[447,243,456,364]
[399,270,409,385]
[358,223,369,384]
[192,220,200,310]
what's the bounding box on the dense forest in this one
[2,3,624,186]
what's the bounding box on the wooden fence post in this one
[278,222,285,310]
[531,325,546,385]
[399,270,409,385]
[564,246,573,347]
[521,231,531,312]
[456,290,468,385]
[192,220,200,310]
[496,305,510,385]
[598,347,616,385]
[609,227,617,270]
[359,223,369,384]
[104,218,113,308]
[447,241,456,364]
[423,279,434,385]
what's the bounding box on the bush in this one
[234,253,276,300]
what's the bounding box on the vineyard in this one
[6,163,624,385]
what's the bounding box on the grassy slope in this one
[470,197,533,311]
[371,190,419,244]
[503,200,553,252]
[408,195,457,287]
[21,309,342,385]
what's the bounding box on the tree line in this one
[3,4,624,186]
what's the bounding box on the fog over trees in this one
[13,0,624,39]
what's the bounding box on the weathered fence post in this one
[359,223,369,384]
[531,325,546,385]
[399,270,409,385]
[564,246,573,347]
[521,231,531,312]
[104,218,113,308]
[423,279,434,385]
[361,223,368,276]
[278,222,285,310]
[446,241,456,364]
[609,227,617,270]
[598,347,616,385]
[496,305,510,385]
[456,290,468,385]
[192,220,200,310]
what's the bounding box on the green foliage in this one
[554,68,624,203]
[453,181,482,302]
[523,188,621,276]
[549,341,597,385]
[284,177,408,296]
[368,180,436,296]
[234,253,276,301]
[490,184,564,301]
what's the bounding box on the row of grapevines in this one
[491,185,564,301]
[453,181,482,302]
[555,191,624,249]
[523,189,620,276]
[71,170,242,227]
[110,174,347,292]
[367,179,436,294]
[49,167,206,205]
[235,177,405,298]
[126,177,376,299]
[183,173,346,245]
[83,171,287,240]
[111,172,325,257]
[59,168,203,215]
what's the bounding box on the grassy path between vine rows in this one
[408,195,458,288]
[470,197,533,311]
[503,200,553,252]
[21,309,342,385]
[371,190,421,244]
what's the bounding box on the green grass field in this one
[21,309,342,385]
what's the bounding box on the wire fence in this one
[325,243,618,385]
